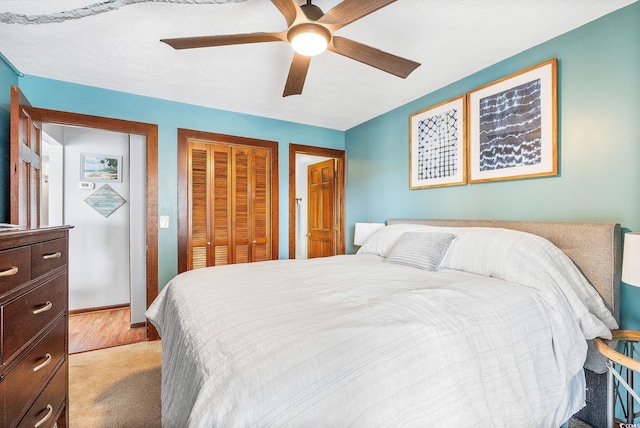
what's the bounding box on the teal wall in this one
[345,2,640,330]
[0,56,19,222]
[12,76,345,288]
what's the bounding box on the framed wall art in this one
[80,153,123,182]
[409,95,466,189]
[467,58,557,183]
[84,184,127,218]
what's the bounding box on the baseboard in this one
[69,303,129,315]
[130,322,146,329]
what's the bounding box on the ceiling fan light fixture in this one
[288,23,331,57]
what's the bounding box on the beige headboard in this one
[387,219,622,322]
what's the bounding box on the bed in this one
[146,220,621,427]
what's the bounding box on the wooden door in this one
[230,146,272,264]
[211,145,233,265]
[188,142,234,268]
[232,147,251,263]
[186,138,272,269]
[187,142,233,269]
[10,86,42,228]
[307,159,336,258]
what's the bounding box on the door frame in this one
[288,144,346,259]
[29,107,159,340]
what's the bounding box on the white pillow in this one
[356,224,443,257]
[386,232,456,271]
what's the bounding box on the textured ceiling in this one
[0,0,635,130]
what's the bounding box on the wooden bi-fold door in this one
[180,129,278,273]
[231,146,271,264]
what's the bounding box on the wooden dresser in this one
[0,226,71,428]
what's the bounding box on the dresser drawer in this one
[17,362,66,428]
[2,274,67,365]
[3,319,66,428]
[0,246,31,295]
[31,238,67,279]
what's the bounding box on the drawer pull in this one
[33,353,53,372]
[43,251,62,260]
[33,301,53,315]
[34,404,53,428]
[0,266,18,277]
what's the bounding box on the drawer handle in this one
[33,301,53,315]
[34,404,53,428]
[43,252,62,260]
[0,266,18,277]
[33,353,52,372]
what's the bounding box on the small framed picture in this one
[80,153,123,182]
[409,95,466,189]
[468,59,557,183]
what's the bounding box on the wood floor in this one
[68,306,147,354]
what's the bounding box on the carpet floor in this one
[68,340,162,428]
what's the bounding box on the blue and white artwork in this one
[468,59,557,183]
[417,108,459,180]
[479,79,542,172]
[410,96,466,189]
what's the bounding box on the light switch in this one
[160,216,169,229]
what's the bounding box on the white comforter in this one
[147,232,615,428]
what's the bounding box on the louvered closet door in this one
[232,147,251,264]
[188,142,210,269]
[188,141,271,269]
[250,148,271,262]
[211,144,233,265]
[231,147,271,263]
[188,142,233,269]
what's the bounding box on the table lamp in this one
[353,222,384,246]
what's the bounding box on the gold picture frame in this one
[467,59,558,183]
[409,95,467,189]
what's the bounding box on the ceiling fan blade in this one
[318,0,397,31]
[329,36,420,78]
[271,0,302,27]
[283,53,312,97]
[161,32,285,50]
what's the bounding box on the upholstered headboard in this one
[387,219,622,322]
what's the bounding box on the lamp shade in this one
[288,23,330,57]
[354,222,384,246]
[622,232,640,287]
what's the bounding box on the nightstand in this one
[594,330,640,428]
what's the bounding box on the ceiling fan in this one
[160,0,421,97]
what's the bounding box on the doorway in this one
[41,124,146,344]
[31,107,159,340]
[288,144,346,259]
